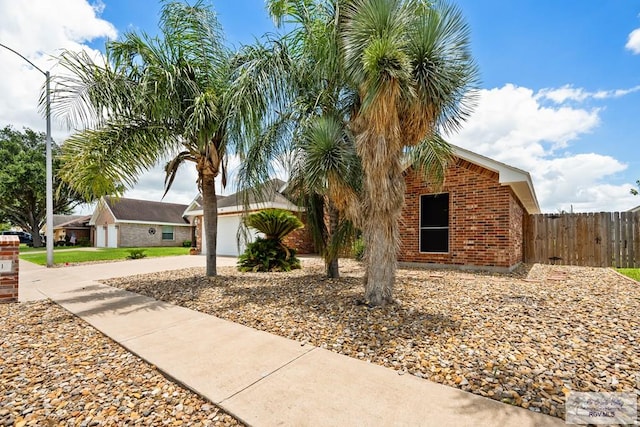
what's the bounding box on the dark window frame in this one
[419,193,449,253]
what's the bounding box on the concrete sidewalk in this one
[19,256,565,427]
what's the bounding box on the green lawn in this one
[19,244,84,253]
[617,268,640,282]
[20,247,190,266]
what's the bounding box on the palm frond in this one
[164,150,198,198]
[406,132,452,190]
[245,208,304,241]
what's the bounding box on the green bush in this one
[77,237,91,247]
[237,209,304,273]
[182,240,192,247]
[353,237,365,261]
[126,249,147,260]
[237,237,301,272]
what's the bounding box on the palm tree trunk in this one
[326,202,340,278]
[201,173,218,276]
[359,135,405,306]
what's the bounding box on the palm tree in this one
[342,0,479,305]
[49,1,267,276]
[238,0,362,278]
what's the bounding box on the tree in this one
[244,0,478,305]
[0,126,83,246]
[631,180,639,195]
[239,0,362,278]
[341,0,479,305]
[50,1,266,275]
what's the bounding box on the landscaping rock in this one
[106,260,640,420]
[0,301,242,426]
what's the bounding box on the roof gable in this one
[450,146,539,214]
[183,178,301,216]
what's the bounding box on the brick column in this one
[0,235,19,303]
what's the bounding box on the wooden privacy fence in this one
[524,212,640,268]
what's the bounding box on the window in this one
[420,193,449,253]
[162,226,174,241]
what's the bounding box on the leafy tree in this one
[0,126,83,246]
[49,1,267,275]
[237,209,303,272]
[631,180,639,195]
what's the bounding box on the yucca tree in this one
[342,0,478,305]
[49,1,268,276]
[288,115,362,278]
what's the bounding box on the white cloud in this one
[0,0,116,142]
[448,84,637,213]
[626,28,640,54]
[537,84,640,103]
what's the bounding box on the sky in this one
[0,0,639,213]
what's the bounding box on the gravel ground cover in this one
[106,259,640,420]
[0,301,242,427]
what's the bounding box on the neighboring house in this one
[90,196,191,248]
[399,145,540,272]
[629,205,640,213]
[53,214,92,244]
[184,179,315,256]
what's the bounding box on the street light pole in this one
[0,42,54,267]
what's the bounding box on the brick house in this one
[52,214,92,245]
[184,179,315,256]
[90,196,191,248]
[399,145,540,272]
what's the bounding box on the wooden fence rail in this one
[524,212,640,268]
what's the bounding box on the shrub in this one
[353,237,365,261]
[238,237,301,272]
[237,209,304,273]
[77,237,91,247]
[182,240,192,247]
[126,249,147,260]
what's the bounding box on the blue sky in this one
[1,0,638,212]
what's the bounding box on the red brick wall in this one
[399,159,523,270]
[0,235,20,303]
[282,220,316,255]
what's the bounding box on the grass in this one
[617,268,640,282]
[19,244,84,253]
[20,247,190,266]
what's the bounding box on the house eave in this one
[451,145,541,214]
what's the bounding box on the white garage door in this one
[96,225,106,247]
[107,224,118,248]
[200,215,260,256]
[217,215,243,256]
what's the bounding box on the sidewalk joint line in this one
[219,346,317,404]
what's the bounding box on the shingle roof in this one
[104,196,189,224]
[217,178,290,209]
[53,215,88,228]
[54,215,92,229]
